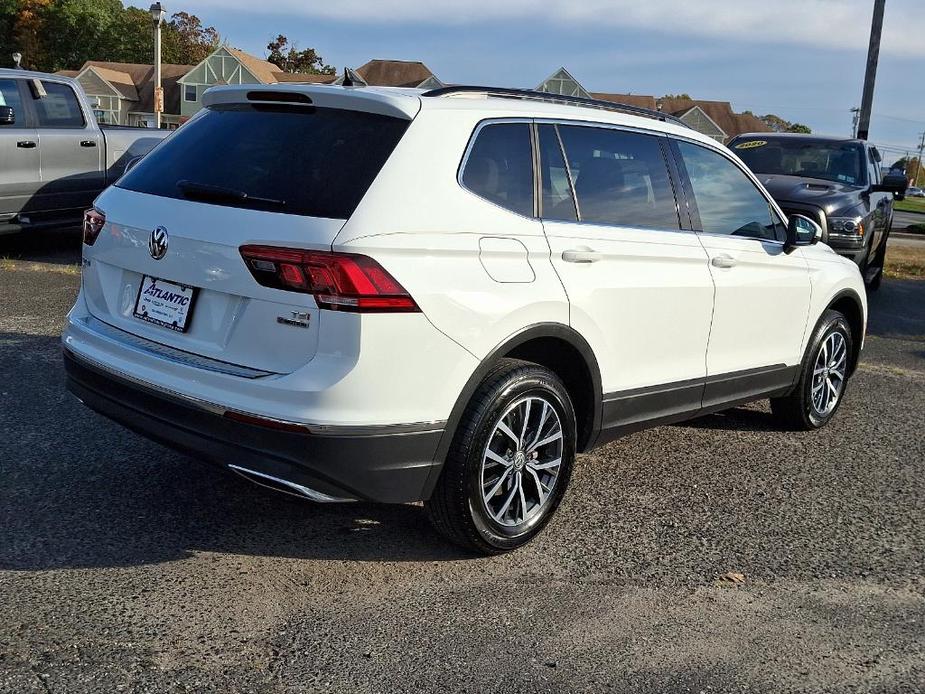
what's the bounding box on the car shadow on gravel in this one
[677,405,779,432]
[0,226,82,266]
[867,279,925,339]
[0,331,474,571]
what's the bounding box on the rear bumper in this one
[64,349,444,503]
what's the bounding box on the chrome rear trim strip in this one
[82,315,275,379]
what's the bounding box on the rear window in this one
[460,122,534,216]
[117,104,409,219]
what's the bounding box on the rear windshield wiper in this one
[176,180,286,208]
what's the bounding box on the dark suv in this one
[728,133,907,290]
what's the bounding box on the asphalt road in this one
[894,209,924,229]
[1,230,923,693]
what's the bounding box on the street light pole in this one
[149,3,165,129]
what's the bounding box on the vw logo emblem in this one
[149,226,168,260]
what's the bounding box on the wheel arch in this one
[423,323,603,498]
[825,289,865,376]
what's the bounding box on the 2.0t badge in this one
[149,226,168,260]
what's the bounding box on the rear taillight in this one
[239,245,419,313]
[82,208,105,246]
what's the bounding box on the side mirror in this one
[871,172,908,197]
[785,214,822,253]
[0,106,15,125]
[123,156,143,174]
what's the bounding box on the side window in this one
[0,79,26,124]
[33,81,85,128]
[461,122,534,216]
[184,84,197,102]
[557,125,679,230]
[537,124,577,221]
[676,140,779,241]
[867,149,880,185]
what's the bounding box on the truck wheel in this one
[425,359,576,554]
[771,309,853,431]
[865,232,889,292]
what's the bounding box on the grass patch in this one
[895,197,925,214]
[0,258,81,275]
[885,244,925,280]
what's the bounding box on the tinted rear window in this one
[117,104,409,219]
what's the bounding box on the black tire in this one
[425,358,576,554]
[865,230,889,292]
[770,309,854,431]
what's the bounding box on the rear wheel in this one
[771,310,853,430]
[425,359,576,554]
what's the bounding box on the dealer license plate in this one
[133,275,196,333]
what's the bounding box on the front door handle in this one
[16,140,36,148]
[711,254,737,269]
[562,248,601,263]
[80,140,97,147]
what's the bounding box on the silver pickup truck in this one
[0,68,169,235]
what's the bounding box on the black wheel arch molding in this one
[821,288,866,377]
[423,322,604,498]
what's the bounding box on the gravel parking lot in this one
[1,230,923,693]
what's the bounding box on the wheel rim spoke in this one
[480,395,563,528]
[812,330,848,416]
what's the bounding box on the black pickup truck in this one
[728,133,907,291]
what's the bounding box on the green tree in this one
[162,11,219,65]
[760,113,812,134]
[266,34,334,74]
[41,0,126,71]
[1,1,220,71]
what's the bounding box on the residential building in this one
[58,61,193,128]
[536,67,771,142]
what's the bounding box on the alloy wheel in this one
[479,395,563,528]
[811,330,847,416]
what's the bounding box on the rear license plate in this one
[133,275,196,333]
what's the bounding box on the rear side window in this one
[538,124,577,222]
[34,82,85,128]
[0,79,25,123]
[461,123,534,216]
[557,125,679,230]
[676,140,780,241]
[117,104,409,219]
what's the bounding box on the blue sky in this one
[166,0,923,162]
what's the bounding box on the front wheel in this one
[771,310,854,430]
[865,231,889,292]
[425,359,576,554]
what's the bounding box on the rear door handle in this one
[711,254,737,269]
[562,248,601,263]
[16,140,36,148]
[80,140,97,147]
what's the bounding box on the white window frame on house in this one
[184,84,196,102]
[91,94,120,125]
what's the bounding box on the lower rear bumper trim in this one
[63,348,445,503]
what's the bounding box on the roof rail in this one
[421,85,689,129]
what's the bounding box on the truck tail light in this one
[82,208,105,246]
[239,245,420,313]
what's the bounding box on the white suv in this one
[63,84,867,553]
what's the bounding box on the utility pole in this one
[911,131,925,186]
[856,0,885,140]
[851,107,860,138]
